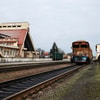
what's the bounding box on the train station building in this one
[0,22,36,58]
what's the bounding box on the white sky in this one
[0,0,100,55]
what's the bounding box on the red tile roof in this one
[0,29,27,45]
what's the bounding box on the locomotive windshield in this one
[73,42,89,48]
[81,44,89,48]
[73,45,79,48]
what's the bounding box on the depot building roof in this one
[0,22,35,51]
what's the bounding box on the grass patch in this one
[94,64,100,81]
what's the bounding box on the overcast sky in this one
[0,0,100,55]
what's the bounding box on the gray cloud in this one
[0,0,100,55]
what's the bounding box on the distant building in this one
[43,52,50,58]
[0,22,36,57]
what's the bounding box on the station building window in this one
[12,25,16,27]
[4,51,6,55]
[3,26,6,28]
[17,25,21,27]
[10,50,12,55]
[8,26,11,27]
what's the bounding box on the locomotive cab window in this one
[73,45,79,48]
[81,45,88,48]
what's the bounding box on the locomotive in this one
[71,40,93,64]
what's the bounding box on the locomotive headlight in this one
[82,57,87,61]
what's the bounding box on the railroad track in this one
[0,60,69,73]
[0,64,85,100]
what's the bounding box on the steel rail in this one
[0,64,84,100]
